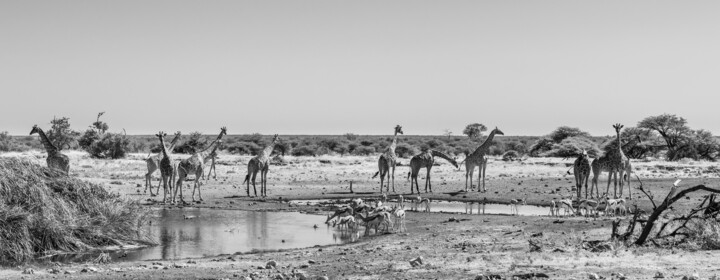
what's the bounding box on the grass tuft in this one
[0,158,151,264]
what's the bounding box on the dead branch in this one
[634,174,656,210]
[635,184,720,245]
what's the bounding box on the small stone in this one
[49,268,61,274]
[295,272,308,280]
[308,259,317,264]
[316,277,329,280]
[81,267,98,273]
[22,268,34,274]
[588,272,600,280]
[64,270,77,274]
[654,271,665,278]
[266,260,278,269]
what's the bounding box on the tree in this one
[638,114,692,161]
[78,112,132,159]
[46,117,80,150]
[548,126,591,143]
[443,129,453,139]
[463,123,487,139]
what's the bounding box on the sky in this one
[1,1,719,136]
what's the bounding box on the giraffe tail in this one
[372,171,379,179]
[243,174,249,184]
[407,172,411,181]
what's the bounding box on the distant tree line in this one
[2,113,718,161]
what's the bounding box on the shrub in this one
[45,117,80,150]
[291,145,318,156]
[502,150,520,161]
[78,113,132,159]
[529,138,554,157]
[0,158,151,263]
[352,146,376,156]
[345,133,358,141]
[0,132,29,152]
[174,132,207,154]
[548,126,591,143]
[395,143,419,158]
[226,141,262,155]
[542,137,601,158]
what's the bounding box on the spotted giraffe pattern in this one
[244,134,280,197]
[591,124,631,199]
[373,125,403,193]
[145,131,182,196]
[460,127,504,192]
[407,150,458,194]
[175,127,227,203]
[30,125,70,175]
[155,132,176,204]
[573,150,592,199]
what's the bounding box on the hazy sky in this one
[2,1,719,136]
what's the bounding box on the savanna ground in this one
[2,150,720,279]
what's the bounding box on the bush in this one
[291,145,318,156]
[345,133,358,141]
[226,141,262,155]
[77,113,132,159]
[0,132,29,152]
[352,146,376,156]
[548,126,591,143]
[542,137,601,158]
[0,158,151,263]
[174,132,207,154]
[502,150,520,161]
[529,138,554,156]
[395,143,419,158]
[45,117,80,150]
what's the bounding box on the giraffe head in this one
[394,125,404,135]
[492,127,505,136]
[174,131,182,138]
[271,134,280,143]
[30,125,41,135]
[219,127,228,138]
[613,123,624,133]
[155,131,167,139]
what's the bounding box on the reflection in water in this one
[431,201,549,216]
[37,208,358,264]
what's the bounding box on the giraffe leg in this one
[391,165,396,193]
[481,162,487,192]
[262,169,268,197]
[426,167,432,193]
[251,171,258,197]
[161,176,169,204]
[618,169,624,199]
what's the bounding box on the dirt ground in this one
[2,151,720,279]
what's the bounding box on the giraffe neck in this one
[199,130,226,153]
[615,130,625,158]
[471,130,498,155]
[159,136,171,159]
[261,139,277,156]
[388,130,398,152]
[35,128,58,153]
[202,142,221,162]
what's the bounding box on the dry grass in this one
[0,158,151,264]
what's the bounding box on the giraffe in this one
[371,125,403,194]
[155,131,176,204]
[243,134,280,197]
[591,124,632,199]
[573,149,592,199]
[459,127,504,192]
[30,125,70,175]
[407,149,458,194]
[144,131,182,196]
[175,127,227,203]
[203,151,219,181]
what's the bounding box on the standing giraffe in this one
[155,132,176,204]
[144,131,182,196]
[175,127,227,203]
[203,151,219,181]
[30,125,70,175]
[459,127,504,192]
[573,149,592,199]
[372,125,403,193]
[243,134,280,197]
[591,124,632,199]
[407,149,458,194]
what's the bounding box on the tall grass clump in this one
[0,158,151,264]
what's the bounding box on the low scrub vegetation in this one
[0,158,151,264]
